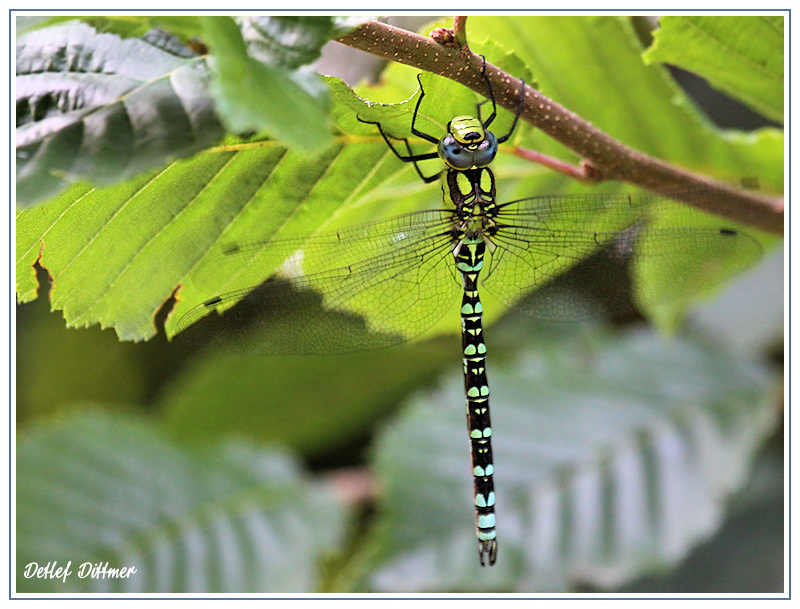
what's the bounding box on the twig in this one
[326,467,375,504]
[452,16,469,50]
[512,146,603,183]
[336,20,783,236]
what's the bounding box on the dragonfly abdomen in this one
[456,238,497,566]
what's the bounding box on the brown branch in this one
[336,21,783,236]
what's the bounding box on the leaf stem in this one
[336,21,783,236]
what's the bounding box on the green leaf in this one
[239,15,368,70]
[158,339,453,458]
[337,72,478,141]
[16,409,348,593]
[619,446,783,592]
[16,294,146,421]
[361,325,774,591]
[16,22,225,207]
[201,16,346,154]
[16,15,204,42]
[473,15,783,192]
[15,114,415,341]
[644,16,784,123]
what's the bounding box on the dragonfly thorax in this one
[450,167,499,242]
[439,115,499,170]
[459,214,494,241]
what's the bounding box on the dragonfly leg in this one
[357,72,446,183]
[494,77,525,145]
[356,118,441,183]
[474,54,525,144]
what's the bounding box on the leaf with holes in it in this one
[16,21,225,208]
[16,409,348,593]
[364,325,774,592]
[644,15,784,124]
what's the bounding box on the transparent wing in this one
[176,189,762,353]
[175,210,461,354]
[483,191,762,320]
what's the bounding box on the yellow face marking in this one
[449,115,485,145]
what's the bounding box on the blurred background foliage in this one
[15,15,784,593]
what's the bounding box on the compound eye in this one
[472,131,498,167]
[438,135,474,170]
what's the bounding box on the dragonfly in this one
[175,59,759,567]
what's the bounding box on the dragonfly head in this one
[439,115,498,170]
